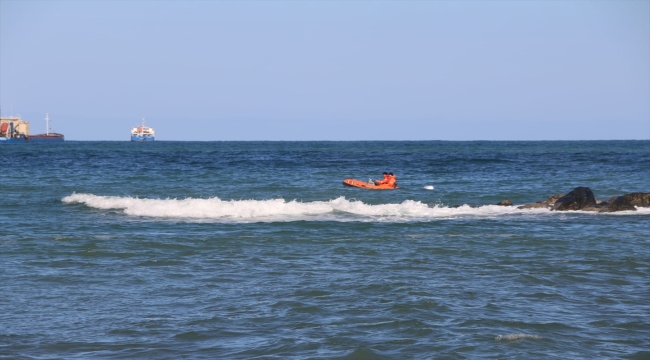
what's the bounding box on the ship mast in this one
[45,113,50,135]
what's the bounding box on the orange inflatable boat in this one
[343,178,398,190]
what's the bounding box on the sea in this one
[1,141,648,359]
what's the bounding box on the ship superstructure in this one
[0,115,30,143]
[131,118,155,141]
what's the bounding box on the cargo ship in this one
[0,113,64,143]
[131,118,155,141]
[0,115,30,143]
[29,113,65,142]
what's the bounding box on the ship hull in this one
[0,137,29,143]
[131,136,155,142]
[29,134,65,142]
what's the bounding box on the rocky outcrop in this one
[517,194,564,210]
[516,188,647,213]
[496,199,512,206]
[597,196,637,213]
[619,192,650,207]
[552,187,596,211]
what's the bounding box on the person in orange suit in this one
[374,172,389,185]
[386,172,397,188]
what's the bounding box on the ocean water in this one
[1,141,649,359]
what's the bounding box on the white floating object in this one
[423,185,434,190]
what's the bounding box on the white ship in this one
[131,118,155,141]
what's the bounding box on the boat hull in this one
[29,134,65,142]
[131,136,155,142]
[0,136,29,143]
[343,178,398,190]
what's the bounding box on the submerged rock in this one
[517,194,564,210]
[451,204,481,208]
[552,187,596,211]
[496,199,512,206]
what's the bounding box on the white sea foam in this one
[61,193,647,222]
[615,206,650,215]
[495,333,542,341]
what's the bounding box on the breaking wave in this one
[61,193,648,222]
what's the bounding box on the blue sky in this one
[1,0,648,140]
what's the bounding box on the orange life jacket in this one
[387,175,397,187]
[376,174,389,185]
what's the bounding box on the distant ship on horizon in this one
[30,113,65,142]
[1,113,64,143]
[131,118,155,141]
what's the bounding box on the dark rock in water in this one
[598,196,637,213]
[553,187,596,211]
[496,199,512,206]
[514,189,647,212]
[546,193,565,206]
[619,192,650,207]
[517,203,546,209]
[517,194,564,210]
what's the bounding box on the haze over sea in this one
[1,140,649,359]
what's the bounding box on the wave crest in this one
[62,193,536,222]
[62,193,647,222]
